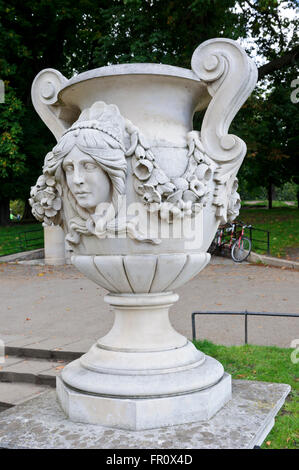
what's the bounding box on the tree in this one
[234,77,299,208]
[0,0,101,223]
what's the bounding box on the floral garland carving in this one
[29,161,62,226]
[127,127,214,222]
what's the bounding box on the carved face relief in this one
[63,147,111,212]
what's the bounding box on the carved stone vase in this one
[30,38,257,430]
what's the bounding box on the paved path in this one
[0,257,298,348]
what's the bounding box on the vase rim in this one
[61,63,202,92]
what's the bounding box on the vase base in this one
[56,372,231,431]
[57,352,231,430]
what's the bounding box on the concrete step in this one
[0,338,88,412]
[2,334,93,361]
[0,356,67,387]
[0,382,50,412]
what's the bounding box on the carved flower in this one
[156,182,176,196]
[29,174,62,226]
[177,199,193,216]
[189,176,206,198]
[132,157,153,181]
[195,164,212,181]
[142,184,162,204]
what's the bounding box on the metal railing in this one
[0,226,44,257]
[247,226,270,255]
[191,310,299,344]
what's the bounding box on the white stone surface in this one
[57,293,225,403]
[44,225,66,265]
[59,354,224,398]
[56,373,231,430]
[72,253,210,293]
[30,38,258,429]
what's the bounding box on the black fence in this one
[247,226,270,255]
[192,310,299,345]
[0,226,44,257]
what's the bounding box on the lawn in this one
[194,339,299,449]
[239,206,299,258]
[0,222,44,257]
[242,200,296,209]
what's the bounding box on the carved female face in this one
[63,147,111,212]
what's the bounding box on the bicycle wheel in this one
[231,236,252,262]
[208,233,219,255]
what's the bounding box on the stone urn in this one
[30,38,257,430]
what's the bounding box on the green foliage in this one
[193,339,299,449]
[92,0,243,67]
[240,206,299,257]
[0,222,43,255]
[234,80,299,195]
[239,182,298,201]
[276,182,298,201]
[10,199,25,217]
[0,86,26,199]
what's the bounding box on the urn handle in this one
[192,38,257,222]
[31,68,79,141]
[191,38,257,165]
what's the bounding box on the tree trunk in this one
[21,199,36,222]
[0,198,10,225]
[268,181,273,209]
[258,44,299,81]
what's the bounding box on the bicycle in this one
[209,222,252,263]
[231,223,252,262]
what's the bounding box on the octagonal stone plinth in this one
[56,372,231,431]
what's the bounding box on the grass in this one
[239,206,299,258]
[242,200,296,208]
[194,339,299,449]
[0,222,43,257]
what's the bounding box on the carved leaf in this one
[167,189,183,203]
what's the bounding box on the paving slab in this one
[1,358,61,374]
[2,336,84,360]
[0,356,24,367]
[58,339,95,353]
[0,382,50,411]
[0,380,290,449]
[0,334,26,345]
[17,337,81,351]
[0,357,65,387]
[2,336,50,349]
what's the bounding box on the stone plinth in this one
[44,225,65,265]
[0,380,290,449]
[57,372,231,431]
